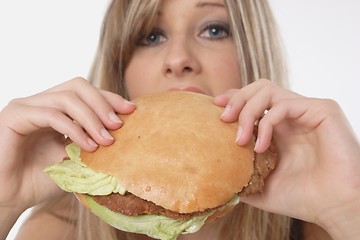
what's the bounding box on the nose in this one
[161,37,201,78]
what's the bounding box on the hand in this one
[214,79,360,239]
[0,77,136,213]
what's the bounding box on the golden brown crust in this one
[80,91,255,213]
[239,139,278,196]
[92,192,218,220]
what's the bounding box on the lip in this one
[168,86,206,94]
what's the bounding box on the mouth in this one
[168,86,206,95]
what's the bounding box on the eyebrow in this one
[196,1,225,8]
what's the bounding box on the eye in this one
[139,28,166,46]
[200,23,230,40]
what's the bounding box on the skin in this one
[216,83,360,239]
[125,0,241,98]
[1,0,359,239]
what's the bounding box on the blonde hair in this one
[89,0,161,99]
[78,0,292,239]
[225,0,287,88]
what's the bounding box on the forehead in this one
[156,0,227,22]
[159,0,225,9]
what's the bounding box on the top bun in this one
[81,91,254,213]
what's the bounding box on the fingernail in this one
[220,105,231,119]
[254,137,261,151]
[123,99,135,106]
[235,126,243,143]
[108,112,122,124]
[87,138,98,148]
[101,128,114,141]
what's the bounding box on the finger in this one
[234,86,274,146]
[230,82,301,146]
[213,94,228,107]
[46,78,126,130]
[21,77,133,143]
[55,91,119,145]
[254,98,324,153]
[217,80,275,123]
[20,90,117,146]
[6,104,98,152]
[220,87,271,144]
[213,89,239,107]
[218,91,247,123]
[100,90,136,115]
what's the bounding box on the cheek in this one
[207,52,242,93]
[124,67,139,100]
[124,57,157,100]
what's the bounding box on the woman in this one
[1,0,359,239]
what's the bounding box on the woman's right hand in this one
[0,77,136,213]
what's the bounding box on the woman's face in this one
[125,0,241,99]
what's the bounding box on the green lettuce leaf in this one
[44,143,126,195]
[85,195,210,240]
[44,143,241,239]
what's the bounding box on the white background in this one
[2,1,359,239]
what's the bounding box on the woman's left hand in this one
[214,79,360,240]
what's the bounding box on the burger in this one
[44,91,277,240]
